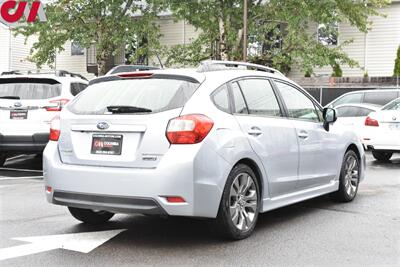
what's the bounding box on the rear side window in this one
[238,79,282,117]
[0,78,61,100]
[71,83,88,96]
[363,91,398,106]
[69,79,199,115]
[333,93,363,107]
[211,84,230,113]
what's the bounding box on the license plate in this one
[91,134,123,155]
[10,110,28,120]
[388,123,400,130]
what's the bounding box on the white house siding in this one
[158,16,199,46]
[0,26,93,78]
[10,33,50,71]
[149,16,199,66]
[366,2,400,76]
[55,41,94,79]
[0,24,10,73]
[289,2,400,79]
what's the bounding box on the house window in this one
[318,23,338,46]
[71,41,85,56]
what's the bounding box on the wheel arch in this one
[235,158,264,201]
[346,143,361,160]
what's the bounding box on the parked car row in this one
[1,62,397,240]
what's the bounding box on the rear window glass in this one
[333,93,363,107]
[0,78,61,100]
[68,79,199,115]
[363,91,399,106]
[383,98,400,110]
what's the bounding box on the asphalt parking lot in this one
[0,153,399,267]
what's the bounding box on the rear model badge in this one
[97,122,109,130]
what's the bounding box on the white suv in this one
[0,70,88,166]
[44,61,365,240]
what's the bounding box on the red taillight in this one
[166,114,214,144]
[165,196,186,203]
[46,186,53,193]
[49,115,60,141]
[365,116,379,127]
[46,99,70,112]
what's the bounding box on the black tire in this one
[331,150,360,202]
[68,207,114,224]
[215,164,261,240]
[372,150,392,162]
[0,154,6,167]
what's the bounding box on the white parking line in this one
[0,168,42,173]
[0,176,43,181]
[6,155,27,161]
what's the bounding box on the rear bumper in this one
[52,191,167,215]
[363,130,400,152]
[365,145,400,153]
[43,141,231,218]
[0,133,49,152]
[363,136,400,152]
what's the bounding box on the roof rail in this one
[0,69,88,81]
[198,60,285,77]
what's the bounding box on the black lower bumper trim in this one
[0,133,49,152]
[53,191,167,215]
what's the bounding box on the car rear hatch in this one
[374,110,400,131]
[0,77,64,134]
[58,73,203,168]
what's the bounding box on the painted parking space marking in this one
[0,229,126,261]
[0,176,43,181]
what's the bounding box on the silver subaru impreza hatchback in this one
[43,61,366,240]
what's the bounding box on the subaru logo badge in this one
[14,102,22,108]
[97,122,109,130]
[393,116,397,121]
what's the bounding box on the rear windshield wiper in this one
[107,105,152,114]
[0,96,20,100]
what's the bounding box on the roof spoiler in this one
[0,70,88,81]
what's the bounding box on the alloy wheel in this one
[229,173,258,231]
[344,155,359,198]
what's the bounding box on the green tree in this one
[165,0,389,74]
[17,0,164,75]
[394,45,400,77]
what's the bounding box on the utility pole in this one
[243,0,248,61]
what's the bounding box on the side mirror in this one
[323,108,337,131]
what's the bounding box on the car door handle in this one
[248,127,262,137]
[298,130,309,139]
